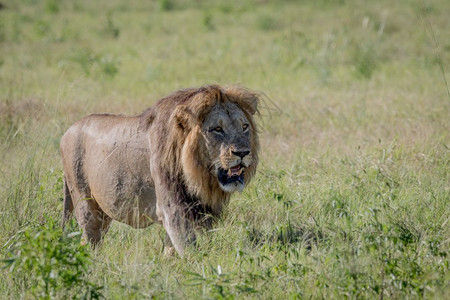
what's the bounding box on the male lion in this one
[60,85,260,256]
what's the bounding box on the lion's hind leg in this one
[72,191,112,246]
[62,176,74,229]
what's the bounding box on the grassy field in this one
[1,0,449,298]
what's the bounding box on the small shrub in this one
[203,10,215,31]
[159,0,174,11]
[3,218,103,299]
[45,0,59,14]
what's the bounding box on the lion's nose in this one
[232,150,250,158]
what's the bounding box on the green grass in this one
[1,0,449,298]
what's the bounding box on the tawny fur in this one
[60,85,260,256]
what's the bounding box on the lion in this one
[60,85,260,256]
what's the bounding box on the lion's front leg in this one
[163,233,176,257]
[157,201,196,257]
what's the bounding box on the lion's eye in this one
[211,126,223,133]
[242,124,249,131]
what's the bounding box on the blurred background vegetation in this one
[1,0,449,298]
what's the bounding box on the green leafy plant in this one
[3,218,103,299]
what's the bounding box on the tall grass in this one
[1,0,449,298]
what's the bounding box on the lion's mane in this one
[140,85,260,218]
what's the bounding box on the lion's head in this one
[199,100,256,193]
[146,85,260,215]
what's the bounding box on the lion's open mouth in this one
[217,164,245,186]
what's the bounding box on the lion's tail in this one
[62,175,74,229]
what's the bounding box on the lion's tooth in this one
[228,169,232,176]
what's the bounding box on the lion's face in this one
[200,102,254,193]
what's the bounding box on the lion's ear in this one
[225,87,259,115]
[174,106,188,131]
[174,105,198,131]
